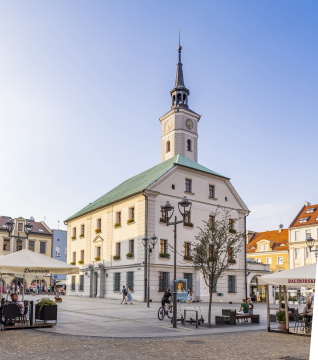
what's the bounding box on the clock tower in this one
[160,43,201,163]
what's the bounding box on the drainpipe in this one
[142,192,148,303]
[244,212,249,300]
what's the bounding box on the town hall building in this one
[65,43,249,303]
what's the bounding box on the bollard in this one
[184,309,186,326]
[196,310,198,328]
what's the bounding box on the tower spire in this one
[170,30,189,109]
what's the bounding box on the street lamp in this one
[306,236,318,258]
[5,220,33,251]
[161,196,192,328]
[142,234,158,307]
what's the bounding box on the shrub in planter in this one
[114,223,121,228]
[276,310,286,331]
[95,228,101,233]
[78,260,84,265]
[70,262,76,265]
[79,234,84,238]
[228,259,236,264]
[159,217,166,223]
[184,222,194,228]
[184,255,193,261]
[71,236,76,240]
[36,298,57,321]
[160,253,170,258]
[113,255,120,260]
[95,257,100,261]
[127,219,135,224]
[126,252,134,258]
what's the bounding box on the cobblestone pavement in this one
[0,329,311,360]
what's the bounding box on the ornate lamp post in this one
[142,234,158,308]
[161,196,191,328]
[5,219,33,252]
[306,236,318,259]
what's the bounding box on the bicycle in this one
[158,304,173,320]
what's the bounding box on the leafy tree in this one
[191,208,245,327]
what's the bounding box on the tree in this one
[191,207,245,327]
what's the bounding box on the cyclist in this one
[162,288,173,310]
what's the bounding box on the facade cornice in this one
[247,249,288,256]
[159,108,200,123]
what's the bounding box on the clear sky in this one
[0,1,317,232]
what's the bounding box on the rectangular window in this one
[256,258,261,263]
[185,179,192,193]
[116,211,121,225]
[299,218,309,223]
[266,257,272,265]
[18,222,23,232]
[160,209,167,222]
[228,247,233,261]
[211,277,217,293]
[295,231,300,241]
[209,215,215,227]
[71,276,76,291]
[306,207,316,213]
[306,230,311,239]
[116,242,121,257]
[185,211,191,223]
[40,242,46,254]
[295,249,300,259]
[73,252,76,263]
[159,272,170,292]
[209,185,215,198]
[160,239,167,254]
[81,249,84,262]
[96,246,101,259]
[79,275,84,291]
[3,238,10,251]
[72,227,76,238]
[277,257,283,265]
[184,242,191,258]
[129,239,134,255]
[55,246,61,257]
[129,207,135,221]
[97,218,102,231]
[113,272,121,291]
[259,245,263,251]
[184,273,193,291]
[126,271,134,291]
[306,247,311,258]
[228,275,236,293]
[28,240,34,252]
[229,219,235,232]
[80,224,85,236]
[263,244,268,251]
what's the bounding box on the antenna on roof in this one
[179,29,181,47]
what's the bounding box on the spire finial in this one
[179,29,180,47]
[178,29,182,63]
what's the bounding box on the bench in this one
[236,314,260,323]
[215,315,230,325]
[222,309,236,325]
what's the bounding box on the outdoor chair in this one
[3,304,21,325]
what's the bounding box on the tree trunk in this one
[208,288,213,327]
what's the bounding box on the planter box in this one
[35,304,57,321]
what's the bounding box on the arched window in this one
[172,95,176,106]
[166,140,171,153]
[183,94,187,104]
[177,93,181,104]
[187,139,191,151]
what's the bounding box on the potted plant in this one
[159,217,166,223]
[160,253,170,258]
[113,255,120,260]
[35,298,57,322]
[95,228,101,233]
[79,233,84,238]
[71,236,76,240]
[127,219,134,224]
[184,255,193,261]
[70,261,76,265]
[126,252,134,258]
[228,259,236,264]
[95,257,100,261]
[114,222,121,228]
[78,260,84,265]
[184,222,194,227]
[276,310,286,331]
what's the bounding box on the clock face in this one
[165,120,172,133]
[185,119,193,130]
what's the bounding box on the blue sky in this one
[0,1,317,231]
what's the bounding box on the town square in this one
[0,1,317,359]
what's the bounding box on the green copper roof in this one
[65,154,227,222]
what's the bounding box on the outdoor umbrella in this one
[0,250,79,301]
[258,263,316,288]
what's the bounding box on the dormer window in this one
[18,222,23,232]
[299,217,309,223]
[306,207,316,213]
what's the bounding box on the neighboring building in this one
[246,227,289,273]
[289,201,318,269]
[246,260,272,302]
[65,44,249,302]
[0,216,53,288]
[52,229,67,281]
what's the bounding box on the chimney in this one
[304,201,311,206]
[246,230,255,244]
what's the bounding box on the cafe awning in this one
[0,249,79,275]
[259,263,316,288]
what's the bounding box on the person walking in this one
[120,285,128,304]
[186,288,192,306]
[127,286,133,305]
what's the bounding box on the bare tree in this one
[191,207,245,327]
